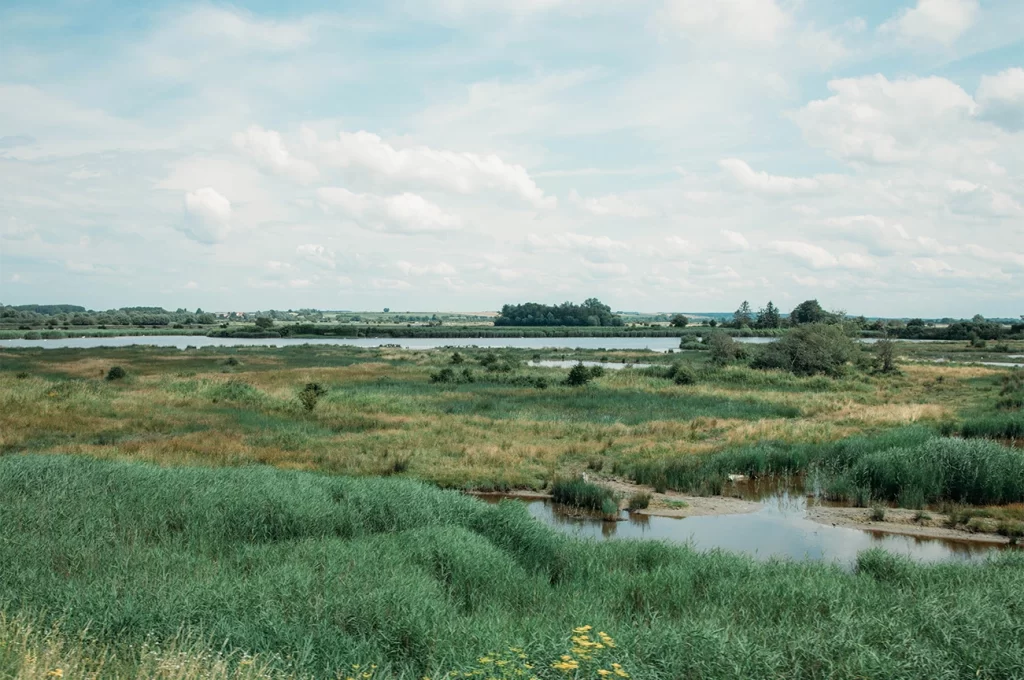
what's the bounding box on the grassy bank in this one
[2,343,1007,490]
[2,455,1023,680]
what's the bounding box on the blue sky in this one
[1,0,1022,316]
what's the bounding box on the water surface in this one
[483,488,1010,566]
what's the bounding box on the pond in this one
[481,486,1012,566]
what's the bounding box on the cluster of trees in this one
[723,299,838,330]
[494,298,624,327]
[0,305,219,327]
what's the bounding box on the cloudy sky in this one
[2,0,1023,316]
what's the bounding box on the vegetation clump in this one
[627,491,652,511]
[550,477,617,513]
[751,323,858,377]
[105,366,126,381]
[297,382,327,412]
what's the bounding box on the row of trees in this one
[494,298,624,327]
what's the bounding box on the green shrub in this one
[565,362,593,387]
[627,491,652,511]
[550,477,616,512]
[869,505,886,521]
[298,382,327,412]
[450,351,465,364]
[105,366,127,381]
[751,324,858,377]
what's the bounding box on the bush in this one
[550,478,616,512]
[451,351,465,365]
[298,382,327,412]
[627,491,652,511]
[869,505,886,521]
[565,362,593,387]
[588,365,605,379]
[223,357,241,367]
[431,367,458,384]
[105,366,127,381]
[751,324,858,377]
[671,364,697,385]
[706,332,744,366]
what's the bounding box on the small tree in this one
[874,336,898,374]
[790,299,827,325]
[707,332,742,366]
[756,301,782,329]
[733,301,753,328]
[752,324,858,377]
[669,314,689,328]
[298,382,327,412]
[566,362,593,387]
[254,317,274,330]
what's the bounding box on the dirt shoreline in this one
[805,506,1014,545]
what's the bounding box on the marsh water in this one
[482,482,1012,566]
[0,335,951,351]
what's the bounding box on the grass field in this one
[1,343,1014,489]
[1,455,1023,680]
[2,342,1023,678]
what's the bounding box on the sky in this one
[1,0,1023,317]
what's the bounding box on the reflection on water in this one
[528,359,652,370]
[0,335,953,352]
[481,486,1012,565]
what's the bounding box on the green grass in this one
[2,455,1024,680]
[958,412,1024,440]
[625,427,1024,507]
[550,478,617,512]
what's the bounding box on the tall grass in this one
[958,413,1024,440]
[550,477,617,513]
[2,456,1023,679]
[626,427,1024,507]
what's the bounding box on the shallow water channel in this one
[481,483,1013,566]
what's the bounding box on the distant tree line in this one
[494,298,624,327]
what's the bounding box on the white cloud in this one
[174,6,313,51]
[976,68,1024,132]
[184,281,199,289]
[289,279,313,288]
[769,241,838,269]
[912,257,1009,280]
[372,278,414,290]
[880,0,979,46]
[310,128,555,208]
[317,188,463,233]
[945,179,1024,218]
[233,125,319,182]
[792,75,976,165]
[581,260,629,277]
[180,187,232,244]
[838,253,876,270]
[718,158,820,194]
[397,260,458,276]
[297,244,336,269]
[660,0,789,44]
[525,232,629,262]
[721,230,750,250]
[568,190,652,218]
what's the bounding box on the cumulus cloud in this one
[792,75,976,165]
[718,158,821,194]
[976,68,1024,132]
[180,187,232,243]
[945,179,1024,218]
[174,6,313,51]
[310,128,555,208]
[317,188,463,233]
[233,125,319,182]
[525,232,629,262]
[769,241,838,269]
[568,190,653,217]
[721,230,750,250]
[660,0,789,44]
[880,0,979,46]
[397,260,458,276]
[297,244,336,269]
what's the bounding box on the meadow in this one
[1,341,1023,678]
[2,455,1024,680]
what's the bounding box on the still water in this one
[482,490,1010,566]
[0,335,771,351]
